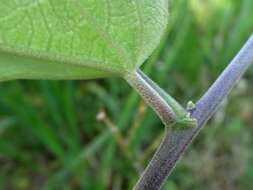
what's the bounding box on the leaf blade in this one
[0,0,168,80]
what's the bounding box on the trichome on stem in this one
[132,35,253,190]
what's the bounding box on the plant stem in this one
[136,69,187,120]
[125,71,177,126]
[133,35,253,190]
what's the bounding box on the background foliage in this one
[1,0,253,189]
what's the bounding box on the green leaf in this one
[0,0,168,81]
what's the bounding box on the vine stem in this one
[132,34,253,190]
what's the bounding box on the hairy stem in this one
[136,69,187,119]
[133,35,253,190]
[125,71,177,126]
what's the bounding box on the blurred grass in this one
[1,0,253,189]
